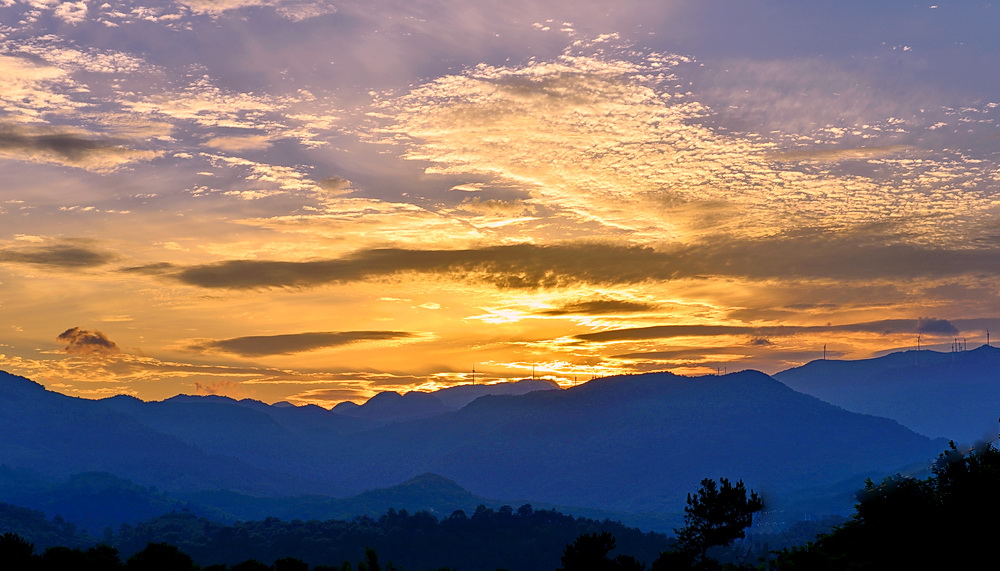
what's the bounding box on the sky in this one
[1,0,999,406]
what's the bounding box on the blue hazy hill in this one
[0,371,326,496]
[330,379,561,423]
[775,345,1000,442]
[320,370,944,518]
[0,367,945,526]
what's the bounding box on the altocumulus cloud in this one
[190,331,417,357]
[57,327,121,355]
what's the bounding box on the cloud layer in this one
[0,0,998,404]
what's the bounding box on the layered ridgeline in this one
[775,345,1000,443]
[0,366,945,532]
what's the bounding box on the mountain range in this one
[5,348,998,534]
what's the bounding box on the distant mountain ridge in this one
[320,370,942,517]
[331,379,560,422]
[0,366,946,530]
[775,345,1000,442]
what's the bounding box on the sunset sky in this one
[1,0,999,405]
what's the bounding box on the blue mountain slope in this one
[0,371,324,495]
[431,379,561,409]
[775,345,1000,442]
[323,370,944,517]
[0,368,945,521]
[330,379,561,424]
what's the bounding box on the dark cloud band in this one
[539,299,659,315]
[576,317,960,343]
[172,244,676,289]
[0,123,152,170]
[157,234,1000,290]
[0,244,116,268]
[190,331,417,357]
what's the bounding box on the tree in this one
[558,532,646,571]
[558,532,617,571]
[0,532,35,569]
[84,544,123,571]
[124,542,196,571]
[274,557,310,571]
[674,478,763,564]
[776,441,1000,570]
[357,547,384,571]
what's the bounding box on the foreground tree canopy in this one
[675,478,763,561]
[777,441,1000,569]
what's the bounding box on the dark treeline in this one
[0,504,673,571]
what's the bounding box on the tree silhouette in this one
[0,532,34,569]
[778,441,1000,569]
[674,478,763,564]
[557,532,645,571]
[125,542,196,571]
[274,557,309,571]
[357,547,386,571]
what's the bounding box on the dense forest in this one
[0,503,675,571]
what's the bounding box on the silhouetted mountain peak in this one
[399,472,467,491]
[332,400,361,413]
[102,394,143,403]
[344,471,485,515]
[165,394,239,405]
[365,390,404,404]
[435,379,561,409]
[343,390,450,422]
[0,370,47,396]
[554,369,787,405]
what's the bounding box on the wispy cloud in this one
[373,40,1000,249]
[177,0,337,20]
[0,54,83,121]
